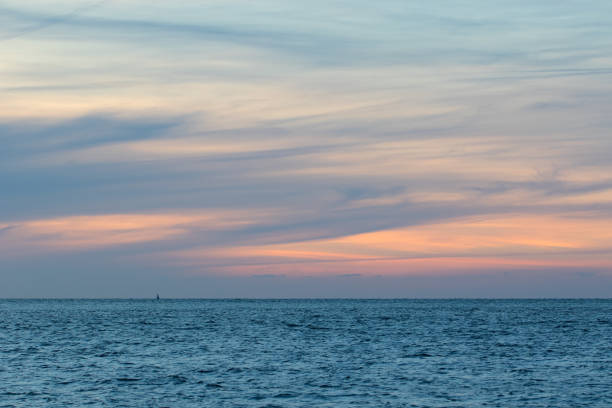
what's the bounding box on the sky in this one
[1,0,612,298]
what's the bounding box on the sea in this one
[1,299,610,407]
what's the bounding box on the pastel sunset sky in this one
[2,0,612,297]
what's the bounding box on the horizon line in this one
[2,297,611,300]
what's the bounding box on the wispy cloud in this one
[2,0,612,296]
[0,1,107,42]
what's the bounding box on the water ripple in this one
[0,299,611,407]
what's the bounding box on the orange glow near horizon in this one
[2,212,611,277]
[0,210,272,254]
[166,213,612,276]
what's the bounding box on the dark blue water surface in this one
[1,299,611,407]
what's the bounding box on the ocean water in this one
[1,299,610,407]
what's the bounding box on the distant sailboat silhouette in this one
[156,293,160,300]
